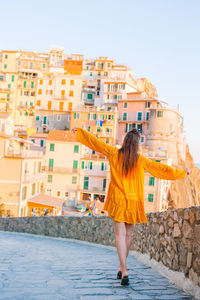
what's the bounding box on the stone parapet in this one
[0,206,199,287]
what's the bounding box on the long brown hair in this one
[118,129,140,175]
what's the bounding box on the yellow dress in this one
[76,128,186,225]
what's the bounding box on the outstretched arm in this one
[75,128,115,158]
[141,155,186,180]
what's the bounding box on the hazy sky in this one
[1,0,199,162]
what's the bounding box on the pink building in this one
[117,92,158,146]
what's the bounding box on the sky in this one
[1,0,199,162]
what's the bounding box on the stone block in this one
[189,212,195,225]
[182,221,193,239]
[159,225,165,234]
[173,223,181,238]
[186,252,192,268]
[194,224,200,244]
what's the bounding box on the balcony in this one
[81,186,106,194]
[5,149,43,159]
[45,166,79,174]
[23,172,46,183]
[84,98,95,105]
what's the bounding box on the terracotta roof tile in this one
[47,130,78,142]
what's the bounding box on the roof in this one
[47,129,78,142]
[28,194,64,208]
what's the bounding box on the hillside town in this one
[0,47,187,218]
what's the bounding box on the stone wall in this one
[0,206,200,287]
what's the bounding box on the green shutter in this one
[82,161,85,169]
[31,82,34,88]
[74,112,76,119]
[88,113,90,120]
[146,112,149,120]
[87,94,93,99]
[11,75,14,82]
[40,140,44,147]
[30,102,33,106]
[148,194,154,202]
[36,116,39,120]
[8,84,11,89]
[93,114,96,120]
[103,178,106,191]
[72,176,77,184]
[112,115,114,119]
[88,126,90,132]
[49,159,54,167]
[4,64,7,69]
[137,112,142,121]
[48,175,53,182]
[50,144,55,151]
[101,162,104,171]
[149,177,155,186]
[90,162,92,170]
[73,160,78,169]
[84,176,89,190]
[24,81,26,88]
[74,145,79,153]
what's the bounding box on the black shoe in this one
[121,276,129,286]
[117,271,122,279]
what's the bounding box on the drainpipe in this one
[18,159,24,217]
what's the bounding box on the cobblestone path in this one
[0,231,195,300]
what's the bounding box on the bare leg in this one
[113,220,128,277]
[125,223,133,257]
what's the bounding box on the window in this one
[22,186,27,200]
[4,64,7,69]
[146,112,149,120]
[123,112,127,121]
[156,160,161,163]
[57,115,61,121]
[11,75,14,82]
[70,80,74,85]
[32,183,36,195]
[57,191,60,197]
[137,112,142,121]
[139,136,144,143]
[74,145,79,153]
[87,94,93,99]
[40,140,44,147]
[97,127,101,132]
[49,80,52,85]
[101,162,105,171]
[149,177,155,186]
[90,72,92,76]
[88,113,90,120]
[74,112,80,119]
[37,100,41,106]
[31,82,34,88]
[73,160,78,169]
[145,101,151,108]
[148,194,154,202]
[137,124,143,133]
[93,113,96,120]
[84,176,89,190]
[103,178,106,191]
[89,162,92,170]
[5,54,8,59]
[42,64,46,68]
[123,102,128,108]
[31,92,35,96]
[48,175,53,182]
[30,102,33,106]
[61,79,66,85]
[106,138,109,144]
[48,101,52,110]
[50,144,55,151]
[69,91,74,97]
[49,159,54,168]
[31,139,35,143]
[40,79,43,85]
[8,84,11,89]
[72,176,77,184]
[38,89,42,95]
[88,126,90,132]
[59,102,64,111]
[157,111,163,117]
[0,75,4,81]
[24,81,27,88]
[82,161,85,169]
[65,192,68,197]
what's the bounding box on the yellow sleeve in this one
[76,128,115,158]
[141,155,186,180]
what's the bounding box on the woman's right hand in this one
[71,127,77,134]
[185,168,192,175]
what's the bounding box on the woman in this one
[73,127,190,285]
